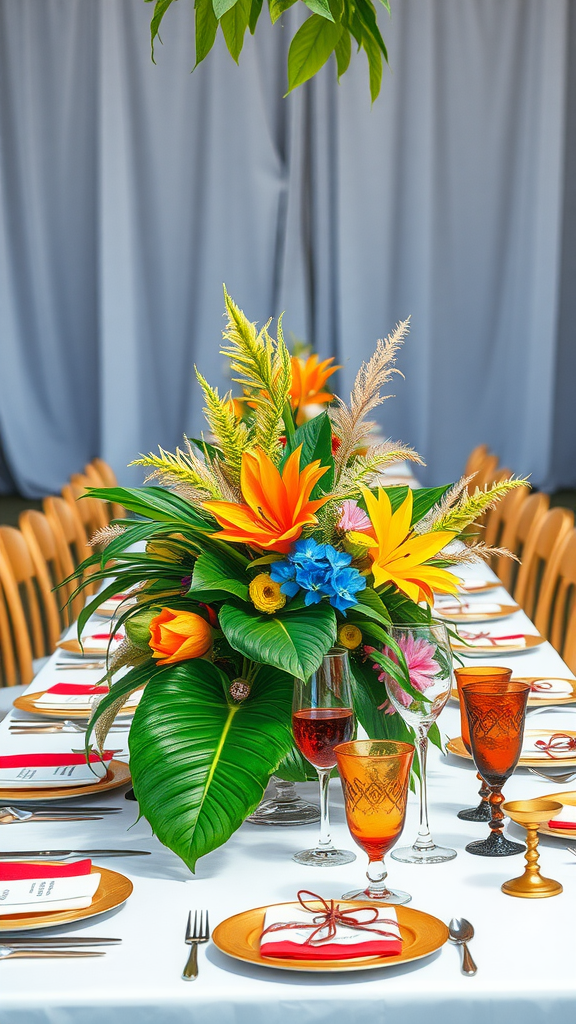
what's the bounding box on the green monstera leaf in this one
[128,659,294,871]
[219,602,337,680]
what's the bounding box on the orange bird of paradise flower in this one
[348,488,459,605]
[203,446,330,554]
[290,355,340,425]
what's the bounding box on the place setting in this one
[434,596,519,624]
[0,751,131,803]
[56,629,126,658]
[450,629,545,656]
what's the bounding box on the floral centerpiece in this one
[74,288,522,871]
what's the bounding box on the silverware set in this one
[183,910,210,980]
[0,805,122,825]
[55,661,106,670]
[0,848,150,859]
[0,936,121,960]
[9,720,127,735]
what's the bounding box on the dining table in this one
[1,553,575,1024]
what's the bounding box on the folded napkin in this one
[260,892,402,960]
[529,679,574,700]
[34,683,143,710]
[97,595,137,615]
[0,751,115,788]
[437,602,503,616]
[0,859,100,916]
[522,733,576,760]
[457,580,496,592]
[80,632,125,652]
[457,632,526,648]
[548,805,576,830]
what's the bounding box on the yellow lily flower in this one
[349,488,459,604]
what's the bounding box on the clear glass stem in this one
[366,858,388,898]
[317,768,333,850]
[414,725,434,851]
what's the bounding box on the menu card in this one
[0,752,115,788]
[0,860,100,916]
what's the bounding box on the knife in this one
[0,850,151,859]
[0,937,122,946]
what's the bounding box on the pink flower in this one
[338,500,372,533]
[386,633,440,706]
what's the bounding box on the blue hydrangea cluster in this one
[270,538,366,614]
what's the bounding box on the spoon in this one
[448,918,477,975]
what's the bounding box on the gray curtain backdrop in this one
[0,0,573,496]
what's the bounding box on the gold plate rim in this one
[212,900,448,973]
[13,690,136,720]
[536,789,576,839]
[0,759,131,802]
[450,634,545,656]
[56,639,118,657]
[450,677,576,708]
[436,604,519,623]
[446,731,576,768]
[0,865,133,931]
[457,581,501,594]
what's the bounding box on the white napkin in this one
[0,753,114,788]
[80,632,125,652]
[260,903,401,959]
[437,602,503,616]
[528,679,574,700]
[0,861,100,916]
[548,804,576,829]
[522,733,576,760]
[457,580,497,592]
[457,635,526,648]
[34,687,143,710]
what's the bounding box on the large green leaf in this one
[188,548,249,601]
[195,0,219,65]
[280,411,334,495]
[287,14,342,93]
[213,0,239,18]
[85,486,214,531]
[128,660,294,870]
[147,0,177,61]
[269,0,297,22]
[302,0,335,21]
[220,0,251,60]
[219,602,337,680]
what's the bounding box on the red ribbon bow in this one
[534,733,576,758]
[260,890,400,947]
[460,631,525,646]
[529,680,554,692]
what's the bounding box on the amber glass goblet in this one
[461,681,530,856]
[454,666,512,823]
[335,739,414,905]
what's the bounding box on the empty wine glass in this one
[384,622,457,864]
[292,647,356,866]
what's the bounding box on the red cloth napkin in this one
[46,684,109,695]
[260,897,402,960]
[89,633,124,641]
[0,752,115,768]
[0,860,92,881]
[261,937,403,959]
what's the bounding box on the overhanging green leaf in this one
[269,0,297,22]
[219,602,337,679]
[213,0,239,18]
[302,0,335,22]
[148,0,176,61]
[287,14,342,93]
[220,0,251,61]
[334,29,351,78]
[195,0,219,65]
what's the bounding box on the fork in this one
[528,767,576,784]
[182,910,210,980]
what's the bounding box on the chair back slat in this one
[90,459,126,520]
[515,507,574,620]
[0,536,34,687]
[534,529,576,672]
[484,483,529,550]
[464,444,490,479]
[495,492,549,593]
[0,525,60,658]
[43,496,93,606]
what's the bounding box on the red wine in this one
[292,708,354,769]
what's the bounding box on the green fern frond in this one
[130,442,221,499]
[429,478,528,533]
[195,370,253,485]
[221,287,291,461]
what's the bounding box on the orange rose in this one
[148,608,212,666]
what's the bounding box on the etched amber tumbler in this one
[461,681,530,857]
[454,666,512,823]
[335,739,414,905]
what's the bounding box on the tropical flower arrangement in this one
[74,288,523,871]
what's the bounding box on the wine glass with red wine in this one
[292,647,356,866]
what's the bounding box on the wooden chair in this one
[19,509,72,629]
[473,453,500,491]
[464,444,490,479]
[484,480,529,550]
[63,475,108,540]
[43,495,94,606]
[89,458,126,520]
[515,507,574,621]
[494,491,550,593]
[0,537,34,689]
[534,529,576,672]
[0,526,60,660]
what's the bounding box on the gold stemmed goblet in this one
[501,799,564,898]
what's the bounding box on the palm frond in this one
[221,288,292,461]
[88,524,127,549]
[333,440,423,498]
[330,319,410,480]
[425,477,529,534]
[130,439,222,499]
[195,370,253,485]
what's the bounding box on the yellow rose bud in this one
[148,608,212,666]
[249,573,286,614]
[338,624,363,650]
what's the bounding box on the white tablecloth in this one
[1,562,575,1024]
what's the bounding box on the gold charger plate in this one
[450,677,576,708]
[56,639,121,657]
[536,790,576,839]
[0,865,133,932]
[212,900,448,973]
[451,634,545,656]
[436,603,519,623]
[446,731,576,768]
[13,690,136,720]
[457,581,501,595]
[0,759,131,802]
